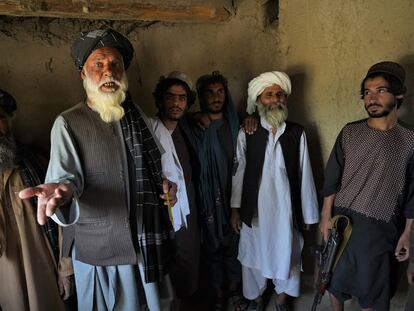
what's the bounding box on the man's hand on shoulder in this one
[241,114,259,135]
[18,183,74,225]
[193,112,211,129]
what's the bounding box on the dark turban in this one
[0,89,17,116]
[70,28,134,71]
[360,61,407,105]
[365,61,406,86]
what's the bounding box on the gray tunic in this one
[48,110,171,311]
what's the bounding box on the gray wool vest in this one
[61,103,137,266]
[240,121,304,230]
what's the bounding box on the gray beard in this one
[257,103,288,128]
[0,136,16,172]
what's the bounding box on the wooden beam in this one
[0,1,231,22]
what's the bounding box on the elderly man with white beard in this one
[19,29,177,311]
[230,71,319,311]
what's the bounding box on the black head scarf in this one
[71,28,134,71]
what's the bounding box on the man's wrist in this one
[321,210,331,219]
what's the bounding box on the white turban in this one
[246,71,291,114]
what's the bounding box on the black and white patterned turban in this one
[70,28,134,71]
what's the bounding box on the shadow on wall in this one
[399,55,414,129]
[287,67,324,275]
[13,68,83,156]
[288,68,325,193]
[233,69,255,119]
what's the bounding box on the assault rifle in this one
[311,215,351,311]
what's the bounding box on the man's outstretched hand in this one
[19,183,74,225]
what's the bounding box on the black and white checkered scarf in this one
[120,99,173,283]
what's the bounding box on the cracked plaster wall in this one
[0,1,286,152]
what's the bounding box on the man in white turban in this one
[230,71,319,310]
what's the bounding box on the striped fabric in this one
[120,99,173,283]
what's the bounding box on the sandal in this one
[229,290,250,311]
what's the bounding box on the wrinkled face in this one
[203,82,225,114]
[362,76,399,118]
[161,84,188,121]
[258,84,288,110]
[257,84,288,128]
[81,47,125,93]
[81,47,128,123]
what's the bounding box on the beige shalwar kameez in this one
[0,169,71,311]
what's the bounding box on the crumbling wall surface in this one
[0,17,166,151]
[0,1,286,154]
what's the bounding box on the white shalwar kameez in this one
[231,119,319,299]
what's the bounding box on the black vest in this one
[240,121,304,230]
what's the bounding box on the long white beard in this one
[83,73,128,123]
[0,136,16,173]
[257,102,288,129]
